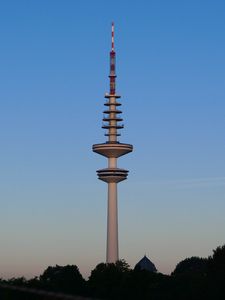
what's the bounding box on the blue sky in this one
[0,0,225,278]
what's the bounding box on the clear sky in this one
[0,0,225,279]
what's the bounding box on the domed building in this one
[134,255,157,272]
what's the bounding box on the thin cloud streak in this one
[140,177,225,189]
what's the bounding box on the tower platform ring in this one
[97,168,129,183]
[92,143,133,158]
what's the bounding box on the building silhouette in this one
[135,255,157,272]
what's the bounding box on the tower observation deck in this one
[92,23,133,263]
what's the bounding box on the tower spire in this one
[111,22,114,51]
[92,23,133,263]
[110,22,116,95]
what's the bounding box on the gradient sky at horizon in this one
[0,0,225,279]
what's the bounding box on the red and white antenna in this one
[110,22,116,94]
[111,22,115,51]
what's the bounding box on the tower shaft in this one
[107,182,118,262]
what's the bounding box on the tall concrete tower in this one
[92,23,133,263]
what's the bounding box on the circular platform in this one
[97,168,129,183]
[92,142,133,158]
[104,93,121,99]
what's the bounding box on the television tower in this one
[92,23,133,263]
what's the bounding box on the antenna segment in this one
[111,22,115,51]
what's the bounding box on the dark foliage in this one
[207,244,225,297]
[39,264,86,295]
[171,256,208,276]
[1,244,225,300]
[88,259,130,299]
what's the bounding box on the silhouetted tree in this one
[88,259,130,299]
[171,257,208,276]
[2,244,225,300]
[170,257,210,300]
[124,269,171,300]
[208,244,225,276]
[27,276,42,289]
[39,264,86,295]
[207,244,225,298]
[7,277,27,286]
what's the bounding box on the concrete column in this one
[106,181,118,263]
[108,157,117,168]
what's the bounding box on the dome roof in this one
[134,255,157,272]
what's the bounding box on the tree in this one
[7,277,27,286]
[208,244,225,276]
[39,264,86,295]
[171,257,208,276]
[88,260,130,299]
[124,269,170,300]
[207,244,225,297]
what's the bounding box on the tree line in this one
[0,244,225,299]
